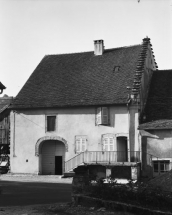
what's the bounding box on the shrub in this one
[80,176,172,212]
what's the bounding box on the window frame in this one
[153,160,170,173]
[45,115,57,133]
[102,134,115,151]
[96,107,109,125]
[75,135,87,153]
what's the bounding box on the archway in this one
[35,136,68,175]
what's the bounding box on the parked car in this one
[0,155,9,174]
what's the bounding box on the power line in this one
[14,111,45,129]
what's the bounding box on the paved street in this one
[0,175,72,207]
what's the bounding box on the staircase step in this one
[63,172,75,178]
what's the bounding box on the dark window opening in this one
[153,162,158,172]
[113,66,120,72]
[153,160,170,173]
[47,116,56,132]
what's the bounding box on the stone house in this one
[10,38,158,179]
[139,70,172,178]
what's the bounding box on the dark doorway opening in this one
[55,156,63,175]
[117,137,128,162]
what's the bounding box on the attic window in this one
[113,66,120,72]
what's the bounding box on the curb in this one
[72,194,172,215]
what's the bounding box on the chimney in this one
[94,40,104,55]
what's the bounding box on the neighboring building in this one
[0,95,13,167]
[0,82,6,94]
[139,70,172,178]
[10,38,157,179]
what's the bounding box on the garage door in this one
[41,140,65,175]
[42,141,55,175]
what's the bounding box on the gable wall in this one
[139,44,156,113]
[10,105,139,174]
[141,130,172,177]
[145,130,172,158]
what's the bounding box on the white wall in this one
[10,105,138,174]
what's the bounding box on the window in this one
[113,66,120,72]
[46,115,56,132]
[153,160,170,173]
[96,107,109,125]
[75,136,87,153]
[102,134,115,151]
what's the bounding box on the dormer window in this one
[96,107,109,125]
[113,66,120,72]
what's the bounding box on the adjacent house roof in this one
[12,38,155,109]
[138,70,172,130]
[0,95,13,113]
[0,82,6,90]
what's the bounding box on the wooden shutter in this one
[82,138,87,151]
[96,107,102,125]
[76,136,87,153]
[103,136,114,151]
[76,138,81,153]
[103,137,109,151]
[109,137,114,151]
[102,107,108,124]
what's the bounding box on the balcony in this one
[65,151,141,172]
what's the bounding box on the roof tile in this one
[12,45,142,108]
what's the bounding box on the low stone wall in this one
[72,194,172,215]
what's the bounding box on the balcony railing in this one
[65,151,141,172]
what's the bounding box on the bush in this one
[81,176,172,212]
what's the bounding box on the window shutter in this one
[109,137,114,151]
[103,137,109,151]
[82,138,87,151]
[96,107,102,125]
[102,107,108,124]
[76,139,81,153]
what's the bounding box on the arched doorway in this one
[35,136,68,175]
[41,140,65,175]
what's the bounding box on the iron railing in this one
[65,151,141,172]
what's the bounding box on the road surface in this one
[0,175,72,207]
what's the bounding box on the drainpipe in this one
[13,111,16,157]
[127,99,131,162]
[126,87,131,162]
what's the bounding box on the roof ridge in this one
[44,44,141,57]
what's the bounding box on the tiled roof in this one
[12,43,147,109]
[0,82,6,90]
[0,96,13,113]
[139,119,172,130]
[139,70,172,130]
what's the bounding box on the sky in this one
[0,0,172,97]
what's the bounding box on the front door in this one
[117,137,128,162]
[55,156,63,175]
